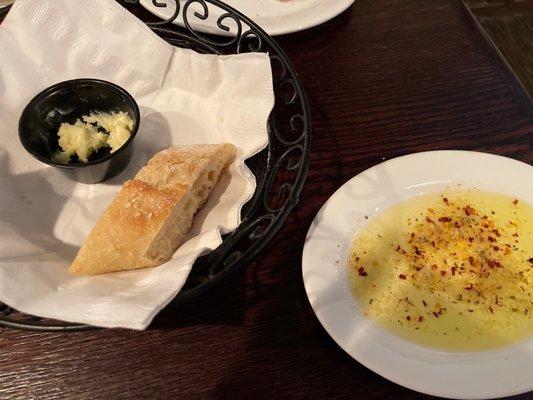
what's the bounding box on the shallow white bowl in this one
[302,150,533,399]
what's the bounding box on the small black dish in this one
[19,78,140,184]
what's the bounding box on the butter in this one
[57,120,108,163]
[83,111,133,153]
[54,111,133,164]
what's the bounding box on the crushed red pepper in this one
[350,191,532,338]
[464,205,475,216]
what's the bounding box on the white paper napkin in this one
[0,0,273,329]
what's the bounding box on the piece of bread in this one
[69,143,236,276]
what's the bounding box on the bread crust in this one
[70,143,236,276]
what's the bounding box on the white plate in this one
[302,151,533,399]
[140,0,356,36]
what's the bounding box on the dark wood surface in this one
[463,0,533,100]
[1,1,532,399]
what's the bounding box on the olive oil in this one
[348,189,533,350]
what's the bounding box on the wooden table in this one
[1,1,531,399]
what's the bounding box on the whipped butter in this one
[54,111,133,164]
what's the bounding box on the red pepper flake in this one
[426,216,434,224]
[468,309,474,313]
[468,256,475,266]
[465,283,474,291]
[418,316,424,322]
[443,197,448,204]
[358,267,368,277]
[395,245,401,252]
[488,306,494,314]
[411,233,415,238]
[491,229,501,237]
[488,236,495,242]
[431,240,435,247]
[512,233,518,237]
[432,311,439,318]
[454,221,461,228]
[431,264,438,270]
[464,205,475,216]
[440,270,446,276]
[528,258,533,264]
[414,246,422,256]
[493,246,499,251]
[399,274,407,280]
[512,199,518,205]
[451,266,457,276]
[468,237,474,243]
[439,217,452,223]
[481,215,488,220]
[406,316,411,321]
[422,300,428,307]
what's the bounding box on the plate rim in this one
[302,150,533,399]
[139,0,357,36]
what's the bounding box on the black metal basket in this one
[0,0,311,331]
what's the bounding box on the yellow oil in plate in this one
[348,189,533,351]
